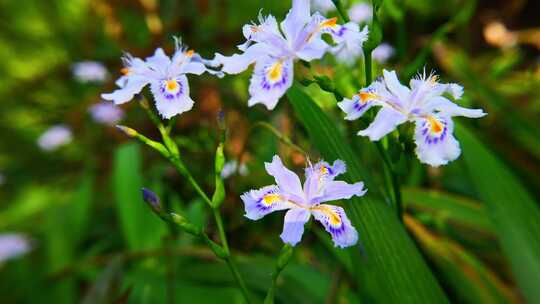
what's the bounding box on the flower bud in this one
[141,188,161,213]
[116,125,138,138]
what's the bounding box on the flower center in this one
[267,61,283,82]
[427,116,443,134]
[358,92,378,103]
[321,17,338,29]
[262,194,282,206]
[313,205,342,226]
[166,79,179,92]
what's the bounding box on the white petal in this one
[427,96,487,118]
[214,43,268,75]
[150,75,194,119]
[101,75,149,105]
[414,116,461,167]
[357,107,407,140]
[382,69,410,104]
[281,0,311,43]
[247,57,294,110]
[280,207,311,246]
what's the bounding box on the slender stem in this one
[213,209,230,253]
[363,48,373,86]
[138,103,251,303]
[252,121,308,157]
[225,256,251,303]
[365,48,403,221]
[264,244,294,304]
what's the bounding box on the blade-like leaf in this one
[405,215,520,304]
[456,124,540,303]
[287,84,447,303]
[112,143,166,250]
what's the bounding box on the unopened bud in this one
[116,125,138,138]
[141,188,161,213]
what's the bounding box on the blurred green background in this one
[0,0,539,303]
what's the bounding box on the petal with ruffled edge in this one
[280,207,311,246]
[311,204,358,248]
[101,75,149,105]
[414,115,461,166]
[357,107,407,141]
[382,69,410,105]
[248,57,294,110]
[281,0,311,43]
[303,159,346,203]
[150,75,194,119]
[312,180,366,205]
[265,155,305,204]
[240,185,294,220]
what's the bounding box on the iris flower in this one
[214,0,368,110]
[338,69,487,166]
[102,40,219,119]
[241,156,366,248]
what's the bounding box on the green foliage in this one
[287,84,447,303]
[457,124,540,303]
[112,143,166,250]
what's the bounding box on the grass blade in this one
[456,124,540,302]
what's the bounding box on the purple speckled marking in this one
[159,80,184,100]
[422,118,448,145]
[260,62,289,91]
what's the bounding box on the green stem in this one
[363,48,373,86]
[252,121,308,157]
[264,244,294,304]
[137,103,251,303]
[365,49,403,221]
[225,256,251,303]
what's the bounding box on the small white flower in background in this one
[372,43,395,64]
[348,2,372,24]
[338,69,487,167]
[214,0,368,109]
[330,25,369,66]
[0,233,31,264]
[102,38,221,119]
[72,61,109,83]
[221,160,249,179]
[89,102,125,125]
[37,125,72,151]
[311,0,334,14]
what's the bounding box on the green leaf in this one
[286,84,447,303]
[456,124,540,303]
[112,143,166,250]
[405,216,520,304]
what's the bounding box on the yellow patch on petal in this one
[166,79,179,91]
[120,68,130,75]
[358,92,378,103]
[319,166,329,175]
[427,116,443,134]
[262,194,282,206]
[321,17,338,28]
[314,205,342,226]
[267,61,283,82]
[185,50,195,57]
